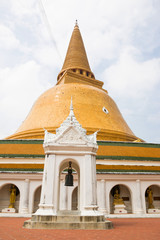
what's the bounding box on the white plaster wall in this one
[0,173,160,216]
[0,173,43,214]
[96,176,160,215]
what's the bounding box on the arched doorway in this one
[145,185,160,213]
[110,184,132,214]
[58,159,80,212]
[0,184,20,212]
[33,186,42,213]
[72,186,78,210]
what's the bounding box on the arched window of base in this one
[72,186,78,210]
[33,186,42,213]
[145,185,160,213]
[110,184,132,214]
[0,184,20,212]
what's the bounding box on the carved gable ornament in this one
[43,98,98,147]
[55,126,86,144]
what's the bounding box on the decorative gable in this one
[55,126,86,145]
[43,98,98,149]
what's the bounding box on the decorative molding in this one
[1,140,160,149]
[0,140,43,144]
[97,141,160,148]
[96,155,160,161]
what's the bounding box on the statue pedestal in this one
[148,208,160,214]
[1,208,16,213]
[114,204,127,214]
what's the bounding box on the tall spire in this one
[57,22,95,80]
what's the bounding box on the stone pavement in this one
[0,218,160,240]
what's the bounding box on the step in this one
[31,215,105,223]
[23,219,113,230]
[57,210,81,216]
[32,214,105,223]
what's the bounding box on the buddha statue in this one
[8,185,16,208]
[113,189,124,205]
[147,187,154,209]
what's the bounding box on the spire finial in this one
[75,20,78,28]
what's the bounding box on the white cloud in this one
[0,61,52,138]
[102,44,160,142]
[41,0,160,64]
[33,45,62,68]
[0,24,19,49]
[103,47,160,100]
[9,0,38,18]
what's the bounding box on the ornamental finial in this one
[75,20,79,28]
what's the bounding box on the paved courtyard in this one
[0,218,160,240]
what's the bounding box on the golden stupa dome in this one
[7,23,138,141]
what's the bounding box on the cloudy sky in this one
[0,0,160,143]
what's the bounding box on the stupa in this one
[6,22,139,142]
[0,23,160,218]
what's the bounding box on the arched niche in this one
[58,158,80,211]
[72,186,78,210]
[110,184,132,214]
[0,183,20,212]
[32,186,42,213]
[145,184,160,212]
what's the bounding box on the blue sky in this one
[0,0,160,143]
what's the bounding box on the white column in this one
[99,180,106,214]
[105,182,110,215]
[20,179,30,213]
[80,154,99,215]
[134,180,143,214]
[141,183,147,214]
[61,181,68,210]
[35,154,57,215]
